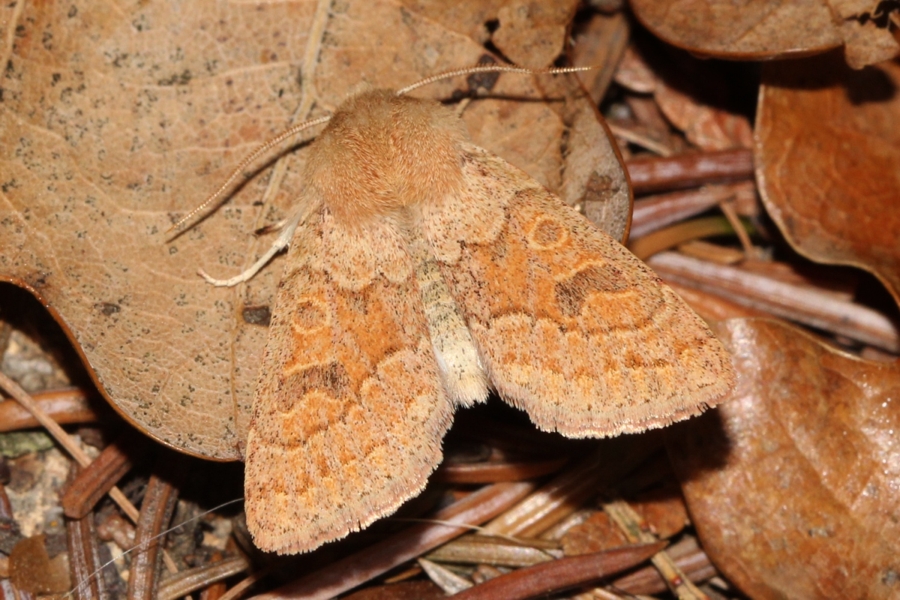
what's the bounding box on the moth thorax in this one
[304,89,469,225]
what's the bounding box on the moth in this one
[180,70,735,555]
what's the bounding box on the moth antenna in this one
[166,114,332,238]
[168,64,596,238]
[65,498,245,598]
[396,64,601,96]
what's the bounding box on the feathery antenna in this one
[166,115,331,237]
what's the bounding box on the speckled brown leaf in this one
[755,53,900,306]
[399,0,579,69]
[669,318,900,599]
[630,0,898,68]
[0,1,627,460]
[492,0,580,68]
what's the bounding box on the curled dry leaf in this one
[613,43,753,152]
[613,45,658,94]
[755,52,900,306]
[668,318,900,599]
[0,1,627,459]
[630,0,898,68]
[569,9,631,104]
[653,84,753,151]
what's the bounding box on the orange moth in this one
[174,66,735,554]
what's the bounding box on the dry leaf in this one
[569,10,631,104]
[0,1,626,459]
[668,318,900,599]
[343,580,445,600]
[396,0,507,46]
[832,0,900,68]
[755,52,900,306]
[613,41,754,151]
[492,0,580,67]
[9,534,70,593]
[654,85,753,151]
[613,45,658,94]
[630,0,898,68]
[561,486,689,556]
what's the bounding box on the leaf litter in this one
[0,0,899,598]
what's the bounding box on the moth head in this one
[303,89,470,226]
